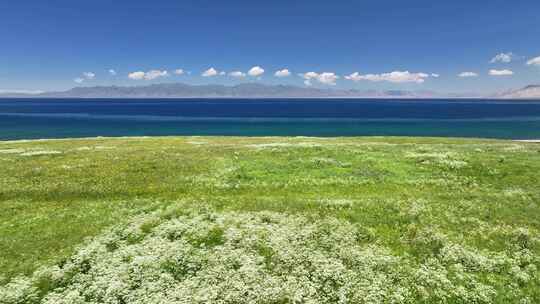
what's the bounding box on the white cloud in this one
[345,71,430,83]
[274,69,291,77]
[489,69,513,76]
[128,70,169,80]
[128,71,146,80]
[526,56,540,66]
[74,71,96,83]
[229,71,246,78]
[317,72,339,85]
[490,52,513,63]
[431,73,440,78]
[301,71,339,85]
[458,72,478,78]
[144,70,168,80]
[202,67,219,77]
[109,69,117,76]
[302,72,319,80]
[219,71,226,76]
[344,72,362,81]
[82,72,95,80]
[174,69,184,75]
[248,66,265,77]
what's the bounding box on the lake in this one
[1,98,540,140]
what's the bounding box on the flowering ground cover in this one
[0,136,539,303]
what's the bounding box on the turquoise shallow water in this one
[1,98,540,140]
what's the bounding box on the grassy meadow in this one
[0,136,539,303]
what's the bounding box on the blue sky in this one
[1,0,539,93]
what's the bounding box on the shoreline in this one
[1,135,539,144]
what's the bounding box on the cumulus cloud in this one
[301,72,339,85]
[458,72,478,78]
[431,73,440,78]
[490,52,514,63]
[202,68,219,77]
[489,69,513,76]
[109,69,117,76]
[248,66,265,77]
[174,69,184,75]
[274,69,291,77]
[344,72,361,81]
[219,71,226,76]
[229,71,246,78]
[82,72,95,80]
[128,71,146,80]
[526,56,540,66]
[74,71,96,83]
[345,71,430,83]
[128,70,168,80]
[302,72,319,79]
[144,70,168,80]
[317,72,339,85]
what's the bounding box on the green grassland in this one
[0,136,539,303]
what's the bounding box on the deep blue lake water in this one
[1,98,540,140]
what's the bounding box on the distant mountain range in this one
[496,85,540,99]
[0,82,538,99]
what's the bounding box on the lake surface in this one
[1,98,540,140]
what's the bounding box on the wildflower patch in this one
[1,208,537,303]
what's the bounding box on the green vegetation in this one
[0,136,539,303]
